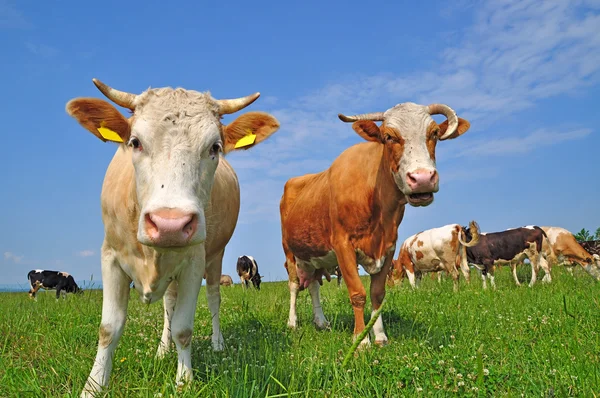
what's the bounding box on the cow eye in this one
[385,134,395,143]
[128,137,142,151]
[210,142,222,156]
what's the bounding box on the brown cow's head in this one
[67,79,279,249]
[339,102,470,207]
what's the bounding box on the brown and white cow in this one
[280,102,471,347]
[541,226,600,280]
[464,225,551,289]
[390,221,481,292]
[66,79,279,397]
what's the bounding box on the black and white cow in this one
[462,225,551,289]
[236,255,262,290]
[580,240,600,257]
[27,269,82,299]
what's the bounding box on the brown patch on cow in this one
[66,98,131,143]
[223,112,280,153]
[426,121,439,161]
[416,251,424,260]
[450,227,459,252]
[417,240,424,247]
[176,329,193,348]
[380,125,405,174]
[99,325,112,348]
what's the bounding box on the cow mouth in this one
[407,192,434,206]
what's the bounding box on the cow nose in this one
[144,208,198,247]
[405,169,438,192]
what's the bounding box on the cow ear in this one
[438,117,470,141]
[352,121,382,143]
[66,98,131,143]
[222,112,280,154]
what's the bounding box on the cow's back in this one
[101,147,240,260]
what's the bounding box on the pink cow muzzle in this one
[144,208,199,247]
[405,168,438,206]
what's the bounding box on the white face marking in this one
[384,103,438,195]
[129,90,224,248]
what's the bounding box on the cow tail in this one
[458,220,480,247]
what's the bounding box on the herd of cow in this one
[19,78,597,397]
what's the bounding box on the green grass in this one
[1,266,599,397]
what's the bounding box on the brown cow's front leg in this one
[369,252,393,346]
[333,242,369,348]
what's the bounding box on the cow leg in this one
[525,245,540,287]
[488,266,497,289]
[459,247,471,284]
[285,256,301,329]
[539,254,552,283]
[333,243,369,348]
[368,252,393,347]
[82,249,131,397]
[480,267,488,289]
[308,280,330,330]
[511,262,521,286]
[205,250,225,351]
[171,254,205,386]
[449,267,460,292]
[156,281,178,359]
[405,268,417,289]
[437,272,442,284]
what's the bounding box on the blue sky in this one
[1,0,599,287]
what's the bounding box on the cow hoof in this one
[156,346,169,359]
[374,338,389,347]
[287,320,298,329]
[315,320,331,331]
[353,335,371,351]
[212,334,225,351]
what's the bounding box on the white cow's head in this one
[67,79,279,248]
[339,102,470,207]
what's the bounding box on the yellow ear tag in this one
[97,127,124,143]
[234,130,256,149]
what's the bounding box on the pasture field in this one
[1,267,599,397]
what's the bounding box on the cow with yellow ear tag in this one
[66,78,279,397]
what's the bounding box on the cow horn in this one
[93,78,137,110]
[215,92,261,115]
[338,112,385,122]
[428,104,458,139]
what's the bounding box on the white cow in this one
[66,78,279,396]
[391,221,480,291]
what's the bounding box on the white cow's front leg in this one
[157,281,178,359]
[205,251,225,351]
[172,256,204,385]
[82,248,130,398]
[308,280,330,330]
[287,280,300,329]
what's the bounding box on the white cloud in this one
[76,250,95,257]
[450,128,593,158]
[4,251,24,263]
[25,42,59,58]
[227,0,600,220]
